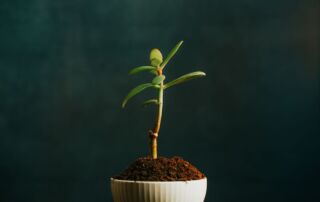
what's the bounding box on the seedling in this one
[122,41,206,159]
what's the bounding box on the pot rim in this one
[110,177,207,184]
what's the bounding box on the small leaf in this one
[164,71,206,89]
[149,69,158,75]
[129,66,157,75]
[161,41,183,69]
[152,75,166,85]
[141,99,159,107]
[122,83,155,108]
[150,49,163,67]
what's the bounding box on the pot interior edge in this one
[110,177,207,184]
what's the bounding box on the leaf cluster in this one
[122,41,206,108]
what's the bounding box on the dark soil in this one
[113,156,206,181]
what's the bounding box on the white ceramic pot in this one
[110,178,207,202]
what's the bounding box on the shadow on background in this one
[0,0,319,201]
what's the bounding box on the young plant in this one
[122,41,206,159]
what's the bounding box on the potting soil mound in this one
[113,156,205,181]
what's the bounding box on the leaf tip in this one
[196,71,206,77]
[121,99,128,108]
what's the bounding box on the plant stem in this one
[155,83,163,134]
[150,69,164,159]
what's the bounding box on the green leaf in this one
[164,71,206,89]
[129,66,157,75]
[141,99,159,107]
[152,75,166,85]
[122,83,155,108]
[161,41,183,69]
[150,49,163,67]
[149,69,158,75]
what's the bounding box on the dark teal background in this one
[0,0,319,201]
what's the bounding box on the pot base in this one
[111,178,207,202]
